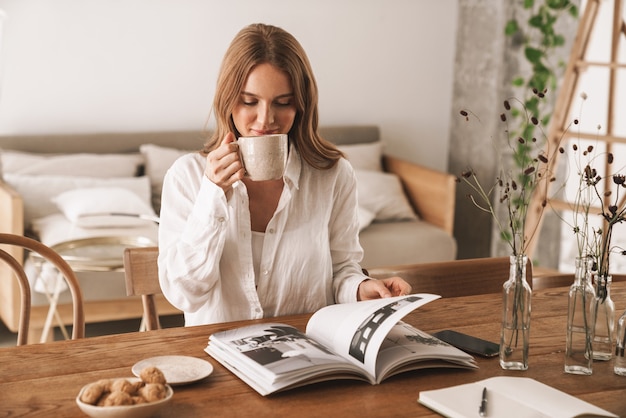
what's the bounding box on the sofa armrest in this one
[0,180,25,332]
[0,181,24,236]
[382,155,455,235]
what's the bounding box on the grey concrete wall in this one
[449,1,507,260]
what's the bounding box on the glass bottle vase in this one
[591,274,615,361]
[564,256,595,375]
[500,254,531,370]
[615,309,626,376]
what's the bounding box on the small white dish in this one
[132,355,213,386]
[76,378,173,418]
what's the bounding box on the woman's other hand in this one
[357,277,412,301]
[205,132,245,193]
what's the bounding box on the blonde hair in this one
[203,23,342,169]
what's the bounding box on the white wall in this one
[0,0,458,171]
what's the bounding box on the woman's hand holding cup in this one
[205,133,245,194]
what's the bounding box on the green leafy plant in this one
[505,0,579,120]
[504,0,579,188]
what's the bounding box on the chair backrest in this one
[532,273,574,290]
[367,256,533,298]
[532,272,626,290]
[123,246,161,331]
[0,233,85,345]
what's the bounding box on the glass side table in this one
[30,236,156,342]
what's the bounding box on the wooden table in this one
[2,283,626,417]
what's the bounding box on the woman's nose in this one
[258,103,274,126]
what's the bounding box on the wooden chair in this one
[367,257,533,298]
[123,246,163,331]
[0,233,85,345]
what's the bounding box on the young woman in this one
[158,23,411,326]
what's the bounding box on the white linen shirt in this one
[157,144,367,326]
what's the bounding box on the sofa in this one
[0,126,456,342]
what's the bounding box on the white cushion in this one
[139,143,191,212]
[3,173,152,229]
[355,169,417,221]
[53,187,157,228]
[358,206,376,231]
[0,150,143,178]
[32,213,158,246]
[337,141,383,171]
[359,220,456,268]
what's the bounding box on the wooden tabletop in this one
[2,283,626,417]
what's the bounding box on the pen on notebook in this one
[478,386,487,417]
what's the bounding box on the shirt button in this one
[255,307,261,313]
[217,217,225,223]
[263,270,269,276]
[268,228,275,234]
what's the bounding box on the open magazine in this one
[205,294,477,396]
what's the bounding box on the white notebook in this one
[418,376,618,418]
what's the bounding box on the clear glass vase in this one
[500,254,531,370]
[564,256,595,375]
[591,274,615,361]
[615,309,626,376]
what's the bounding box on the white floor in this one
[0,314,184,347]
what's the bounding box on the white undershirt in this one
[251,230,265,286]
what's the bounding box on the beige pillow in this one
[0,150,143,178]
[337,141,383,171]
[358,206,376,231]
[139,144,191,213]
[355,169,417,221]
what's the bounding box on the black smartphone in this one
[433,330,500,358]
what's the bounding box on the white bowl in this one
[76,378,173,418]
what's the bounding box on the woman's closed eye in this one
[242,99,257,106]
[241,99,292,107]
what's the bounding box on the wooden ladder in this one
[525,0,626,258]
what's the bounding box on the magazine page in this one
[305,293,441,377]
[205,322,369,395]
[374,321,477,382]
[418,376,618,418]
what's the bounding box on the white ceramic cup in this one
[237,134,288,181]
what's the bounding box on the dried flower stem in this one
[457,92,562,256]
